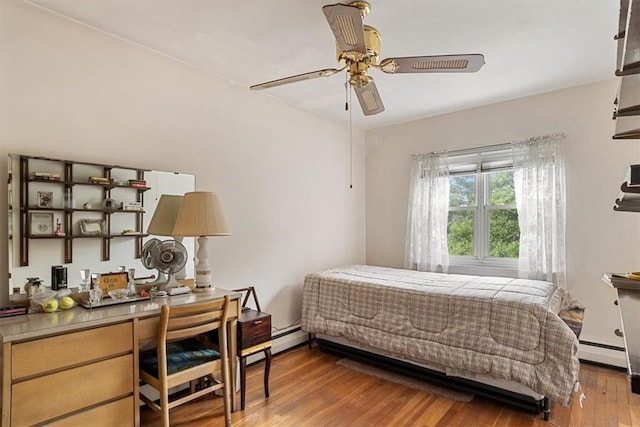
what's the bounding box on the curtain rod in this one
[411,132,566,159]
[411,142,510,159]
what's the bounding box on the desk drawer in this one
[48,396,134,427]
[12,354,133,426]
[238,312,271,349]
[12,322,133,379]
[138,317,159,343]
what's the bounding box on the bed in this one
[301,265,584,420]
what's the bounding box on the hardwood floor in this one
[140,344,640,426]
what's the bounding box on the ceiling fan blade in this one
[322,3,367,54]
[379,54,485,74]
[250,68,341,90]
[353,78,385,116]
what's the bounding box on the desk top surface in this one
[0,288,240,343]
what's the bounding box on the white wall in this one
[366,80,640,365]
[0,0,366,331]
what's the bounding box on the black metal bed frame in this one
[315,337,551,422]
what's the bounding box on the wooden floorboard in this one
[140,345,640,427]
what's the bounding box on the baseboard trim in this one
[272,325,302,341]
[578,341,627,369]
[244,327,307,366]
[579,340,625,352]
[272,329,306,355]
[580,358,627,372]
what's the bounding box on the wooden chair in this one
[139,296,232,427]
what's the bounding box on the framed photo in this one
[29,213,54,236]
[98,272,128,296]
[37,191,53,208]
[79,219,104,236]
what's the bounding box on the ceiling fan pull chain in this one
[344,74,349,111]
[349,86,353,189]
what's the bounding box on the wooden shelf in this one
[615,105,640,117]
[613,130,640,139]
[614,181,640,211]
[621,182,640,193]
[615,62,640,76]
[614,205,640,212]
[72,181,151,191]
[22,207,145,214]
[26,233,148,239]
[26,178,151,192]
[72,233,149,239]
[18,154,148,265]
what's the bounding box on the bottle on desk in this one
[127,268,137,296]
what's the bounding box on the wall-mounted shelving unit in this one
[609,0,640,396]
[613,0,640,139]
[16,155,151,266]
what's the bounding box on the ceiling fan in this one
[250,1,485,116]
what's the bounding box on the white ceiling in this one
[27,0,619,130]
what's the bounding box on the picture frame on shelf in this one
[29,213,54,236]
[97,272,128,296]
[37,191,53,208]
[79,219,104,236]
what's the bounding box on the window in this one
[406,135,565,282]
[446,147,519,268]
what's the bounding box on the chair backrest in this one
[158,296,230,346]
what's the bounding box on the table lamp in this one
[146,194,185,287]
[172,191,230,292]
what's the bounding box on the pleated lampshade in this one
[172,191,230,237]
[147,195,183,236]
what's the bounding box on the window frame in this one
[446,146,519,275]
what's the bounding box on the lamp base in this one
[194,238,214,292]
[193,285,216,293]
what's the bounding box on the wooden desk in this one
[0,289,240,426]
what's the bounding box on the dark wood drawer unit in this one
[237,309,272,410]
[238,310,271,351]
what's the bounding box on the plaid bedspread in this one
[302,265,581,406]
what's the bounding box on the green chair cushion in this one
[140,338,220,377]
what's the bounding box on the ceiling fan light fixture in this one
[347,59,369,85]
[413,58,469,70]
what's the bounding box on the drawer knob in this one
[614,300,619,306]
[615,328,624,337]
[253,320,263,325]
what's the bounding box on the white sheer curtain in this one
[404,152,450,273]
[512,133,566,288]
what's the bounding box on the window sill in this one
[448,262,518,278]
